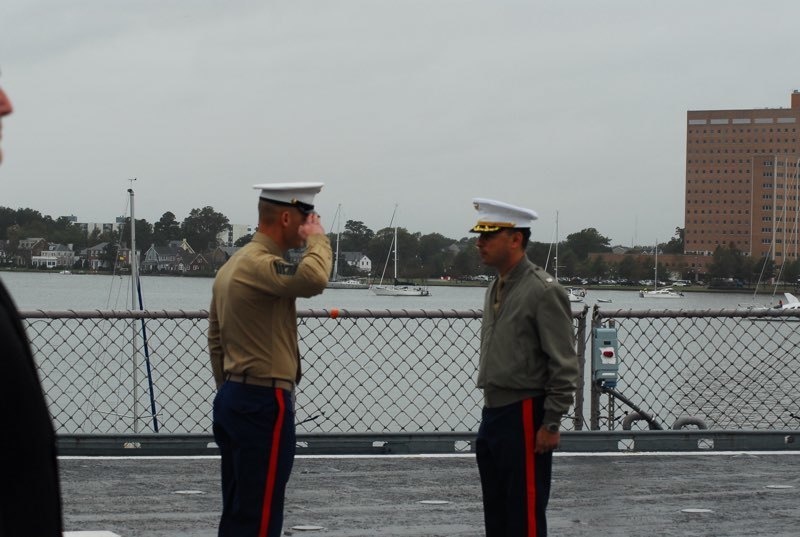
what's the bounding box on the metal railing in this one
[590,306,800,433]
[20,307,800,443]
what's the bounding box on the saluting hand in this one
[298,213,325,240]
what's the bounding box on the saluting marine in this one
[470,198,579,537]
[208,182,332,537]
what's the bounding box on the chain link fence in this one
[20,307,800,436]
[590,307,800,432]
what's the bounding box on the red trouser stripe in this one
[258,389,286,537]
[522,399,537,537]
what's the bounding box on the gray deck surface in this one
[60,452,800,536]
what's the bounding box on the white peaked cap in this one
[470,198,538,232]
[253,182,324,213]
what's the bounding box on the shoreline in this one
[3,268,798,296]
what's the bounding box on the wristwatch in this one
[544,423,560,433]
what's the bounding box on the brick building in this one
[684,91,800,272]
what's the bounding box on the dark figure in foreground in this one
[470,198,579,537]
[0,80,63,535]
[208,182,331,537]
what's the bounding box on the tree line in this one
[0,206,232,255]
[6,205,737,282]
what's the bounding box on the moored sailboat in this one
[639,240,683,299]
[326,204,368,289]
[369,206,430,297]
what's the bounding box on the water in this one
[0,271,766,312]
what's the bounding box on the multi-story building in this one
[685,91,800,271]
[77,221,124,237]
[216,223,255,247]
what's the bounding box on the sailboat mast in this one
[128,187,140,433]
[332,204,341,281]
[129,188,137,308]
[654,239,658,292]
[554,211,559,280]
[393,226,398,281]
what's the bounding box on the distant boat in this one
[566,287,586,303]
[327,204,369,290]
[327,279,369,290]
[779,292,800,309]
[745,292,800,312]
[747,292,800,322]
[596,298,612,303]
[58,270,72,275]
[547,211,583,303]
[639,240,683,299]
[639,287,683,299]
[370,207,430,297]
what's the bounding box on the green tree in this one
[14,207,44,228]
[181,206,231,252]
[397,229,422,278]
[616,255,641,282]
[780,258,800,285]
[367,227,425,280]
[452,237,481,278]
[584,255,609,279]
[709,243,747,279]
[525,241,552,269]
[48,217,86,251]
[751,256,776,284]
[0,206,16,239]
[557,250,579,278]
[120,217,154,255]
[341,220,374,252]
[367,227,395,281]
[153,212,182,246]
[662,227,685,254]
[564,228,611,260]
[100,241,119,271]
[418,233,453,277]
[234,233,253,247]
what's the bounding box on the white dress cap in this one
[470,198,538,232]
[253,182,324,214]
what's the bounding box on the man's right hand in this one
[298,213,325,240]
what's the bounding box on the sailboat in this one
[639,241,683,299]
[545,211,584,303]
[326,204,368,289]
[370,211,430,297]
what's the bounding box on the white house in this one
[342,251,372,273]
[31,243,75,268]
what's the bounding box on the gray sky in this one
[2,1,799,246]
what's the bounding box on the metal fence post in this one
[589,306,601,431]
[573,305,589,431]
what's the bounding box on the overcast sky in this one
[2,1,800,247]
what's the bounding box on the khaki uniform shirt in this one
[208,232,332,388]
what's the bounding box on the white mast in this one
[128,185,140,433]
[654,239,658,292]
[332,204,341,281]
[393,226,398,282]
[554,210,559,280]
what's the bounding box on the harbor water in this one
[0,270,771,311]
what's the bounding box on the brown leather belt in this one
[224,373,294,392]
